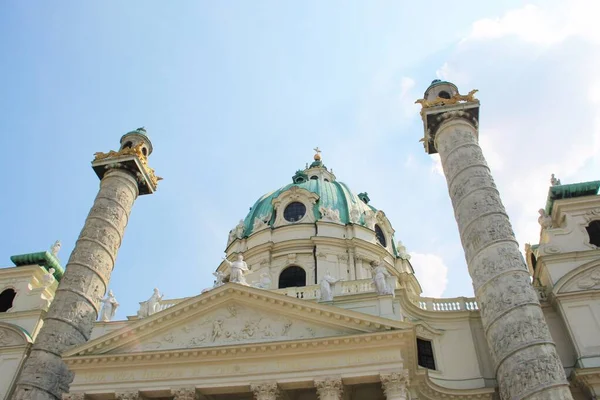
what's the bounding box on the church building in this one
[1,81,599,400]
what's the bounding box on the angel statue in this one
[223,254,250,285]
[537,209,553,230]
[99,290,119,322]
[137,288,164,318]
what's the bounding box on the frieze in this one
[478,271,539,326]
[116,303,357,353]
[461,214,517,264]
[497,350,567,399]
[486,306,553,363]
[439,143,488,184]
[469,245,527,289]
[454,188,507,234]
[434,128,477,155]
[449,168,497,207]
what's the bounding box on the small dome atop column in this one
[120,127,153,157]
[423,79,459,102]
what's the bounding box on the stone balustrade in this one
[155,297,188,312]
[410,295,479,312]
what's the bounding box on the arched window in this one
[123,141,133,149]
[375,224,387,247]
[438,91,451,99]
[0,289,16,312]
[587,220,600,247]
[142,147,148,156]
[279,266,306,288]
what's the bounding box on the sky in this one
[1,1,599,320]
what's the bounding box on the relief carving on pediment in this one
[0,327,27,347]
[118,303,356,353]
[559,265,600,293]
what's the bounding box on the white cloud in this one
[409,253,449,298]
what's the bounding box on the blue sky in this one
[1,1,598,319]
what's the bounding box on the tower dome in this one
[220,150,415,293]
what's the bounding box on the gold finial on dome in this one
[313,146,322,161]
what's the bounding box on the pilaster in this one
[380,370,409,400]
[250,382,279,400]
[418,86,571,400]
[314,377,343,400]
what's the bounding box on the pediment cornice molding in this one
[65,283,412,358]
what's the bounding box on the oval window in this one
[375,224,387,247]
[284,202,307,222]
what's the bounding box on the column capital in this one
[250,382,279,400]
[380,370,409,399]
[62,393,85,400]
[314,377,343,400]
[171,387,197,400]
[115,391,140,400]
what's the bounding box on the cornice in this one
[413,372,495,400]
[63,330,412,368]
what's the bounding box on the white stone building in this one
[1,83,600,400]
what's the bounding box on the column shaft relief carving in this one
[433,120,570,400]
[251,382,279,400]
[12,169,140,400]
[380,370,409,400]
[314,377,343,400]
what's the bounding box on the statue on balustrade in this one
[99,290,119,322]
[319,270,341,302]
[370,260,392,295]
[138,288,164,318]
[253,272,272,289]
[223,254,250,285]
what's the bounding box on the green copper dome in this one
[243,179,374,236]
[237,152,401,257]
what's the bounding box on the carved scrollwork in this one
[314,377,343,400]
[250,382,279,400]
[415,89,479,109]
[380,370,409,398]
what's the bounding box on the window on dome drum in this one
[587,220,600,247]
[279,266,306,288]
[0,288,17,312]
[375,224,387,247]
[438,90,451,99]
[417,338,436,370]
[283,202,306,222]
[310,176,318,180]
[123,141,133,149]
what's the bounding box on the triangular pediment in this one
[66,283,410,357]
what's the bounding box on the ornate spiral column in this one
[12,128,160,400]
[380,371,409,400]
[417,82,571,400]
[250,382,279,400]
[314,378,343,400]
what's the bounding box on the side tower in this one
[416,81,572,400]
[12,128,160,400]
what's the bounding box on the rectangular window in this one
[417,338,436,370]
